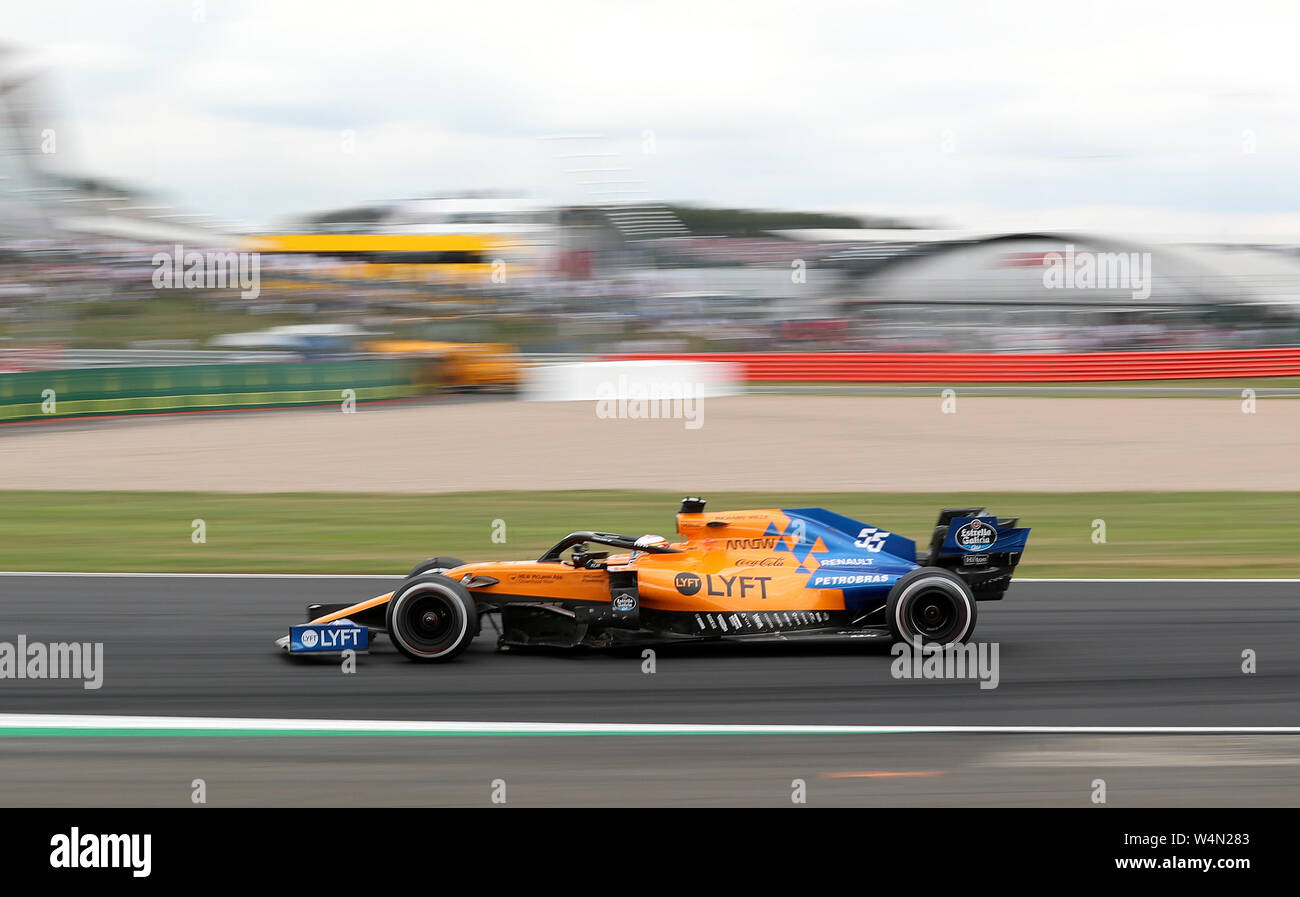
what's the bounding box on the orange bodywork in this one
[291,499,1027,656]
[636,508,848,612]
[312,508,868,626]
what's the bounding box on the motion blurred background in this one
[2,1,1300,382]
[3,2,1300,811]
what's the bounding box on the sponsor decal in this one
[961,554,990,566]
[852,527,891,552]
[612,593,637,612]
[735,557,788,567]
[695,610,831,632]
[954,518,996,552]
[290,622,368,652]
[725,538,780,550]
[815,556,875,567]
[511,572,566,583]
[674,572,703,596]
[808,572,891,588]
[705,573,773,599]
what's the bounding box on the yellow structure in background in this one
[365,339,521,391]
[248,233,522,284]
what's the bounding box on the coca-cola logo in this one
[955,519,996,551]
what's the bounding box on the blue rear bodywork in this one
[775,507,1030,611]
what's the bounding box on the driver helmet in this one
[631,534,668,560]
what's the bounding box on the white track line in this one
[0,572,1295,583]
[3,713,1300,735]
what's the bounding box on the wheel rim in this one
[905,586,963,640]
[395,587,464,654]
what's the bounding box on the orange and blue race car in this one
[276,498,1030,662]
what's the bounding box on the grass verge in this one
[0,490,1296,578]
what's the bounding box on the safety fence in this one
[0,359,420,424]
[600,349,1300,382]
[0,348,302,371]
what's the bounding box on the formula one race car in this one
[276,498,1029,662]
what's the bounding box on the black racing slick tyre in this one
[385,574,478,662]
[886,567,977,645]
[406,556,466,578]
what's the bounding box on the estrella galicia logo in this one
[674,572,702,596]
[612,593,637,612]
[955,518,996,552]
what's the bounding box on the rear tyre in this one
[407,556,466,578]
[886,568,977,645]
[386,574,477,662]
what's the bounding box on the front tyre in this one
[407,556,466,578]
[386,574,478,662]
[886,568,977,645]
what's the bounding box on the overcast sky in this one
[9,0,1300,235]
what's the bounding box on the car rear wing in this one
[924,508,1030,600]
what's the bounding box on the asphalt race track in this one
[0,575,1297,805]
[1,575,1296,724]
[4,733,1300,807]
